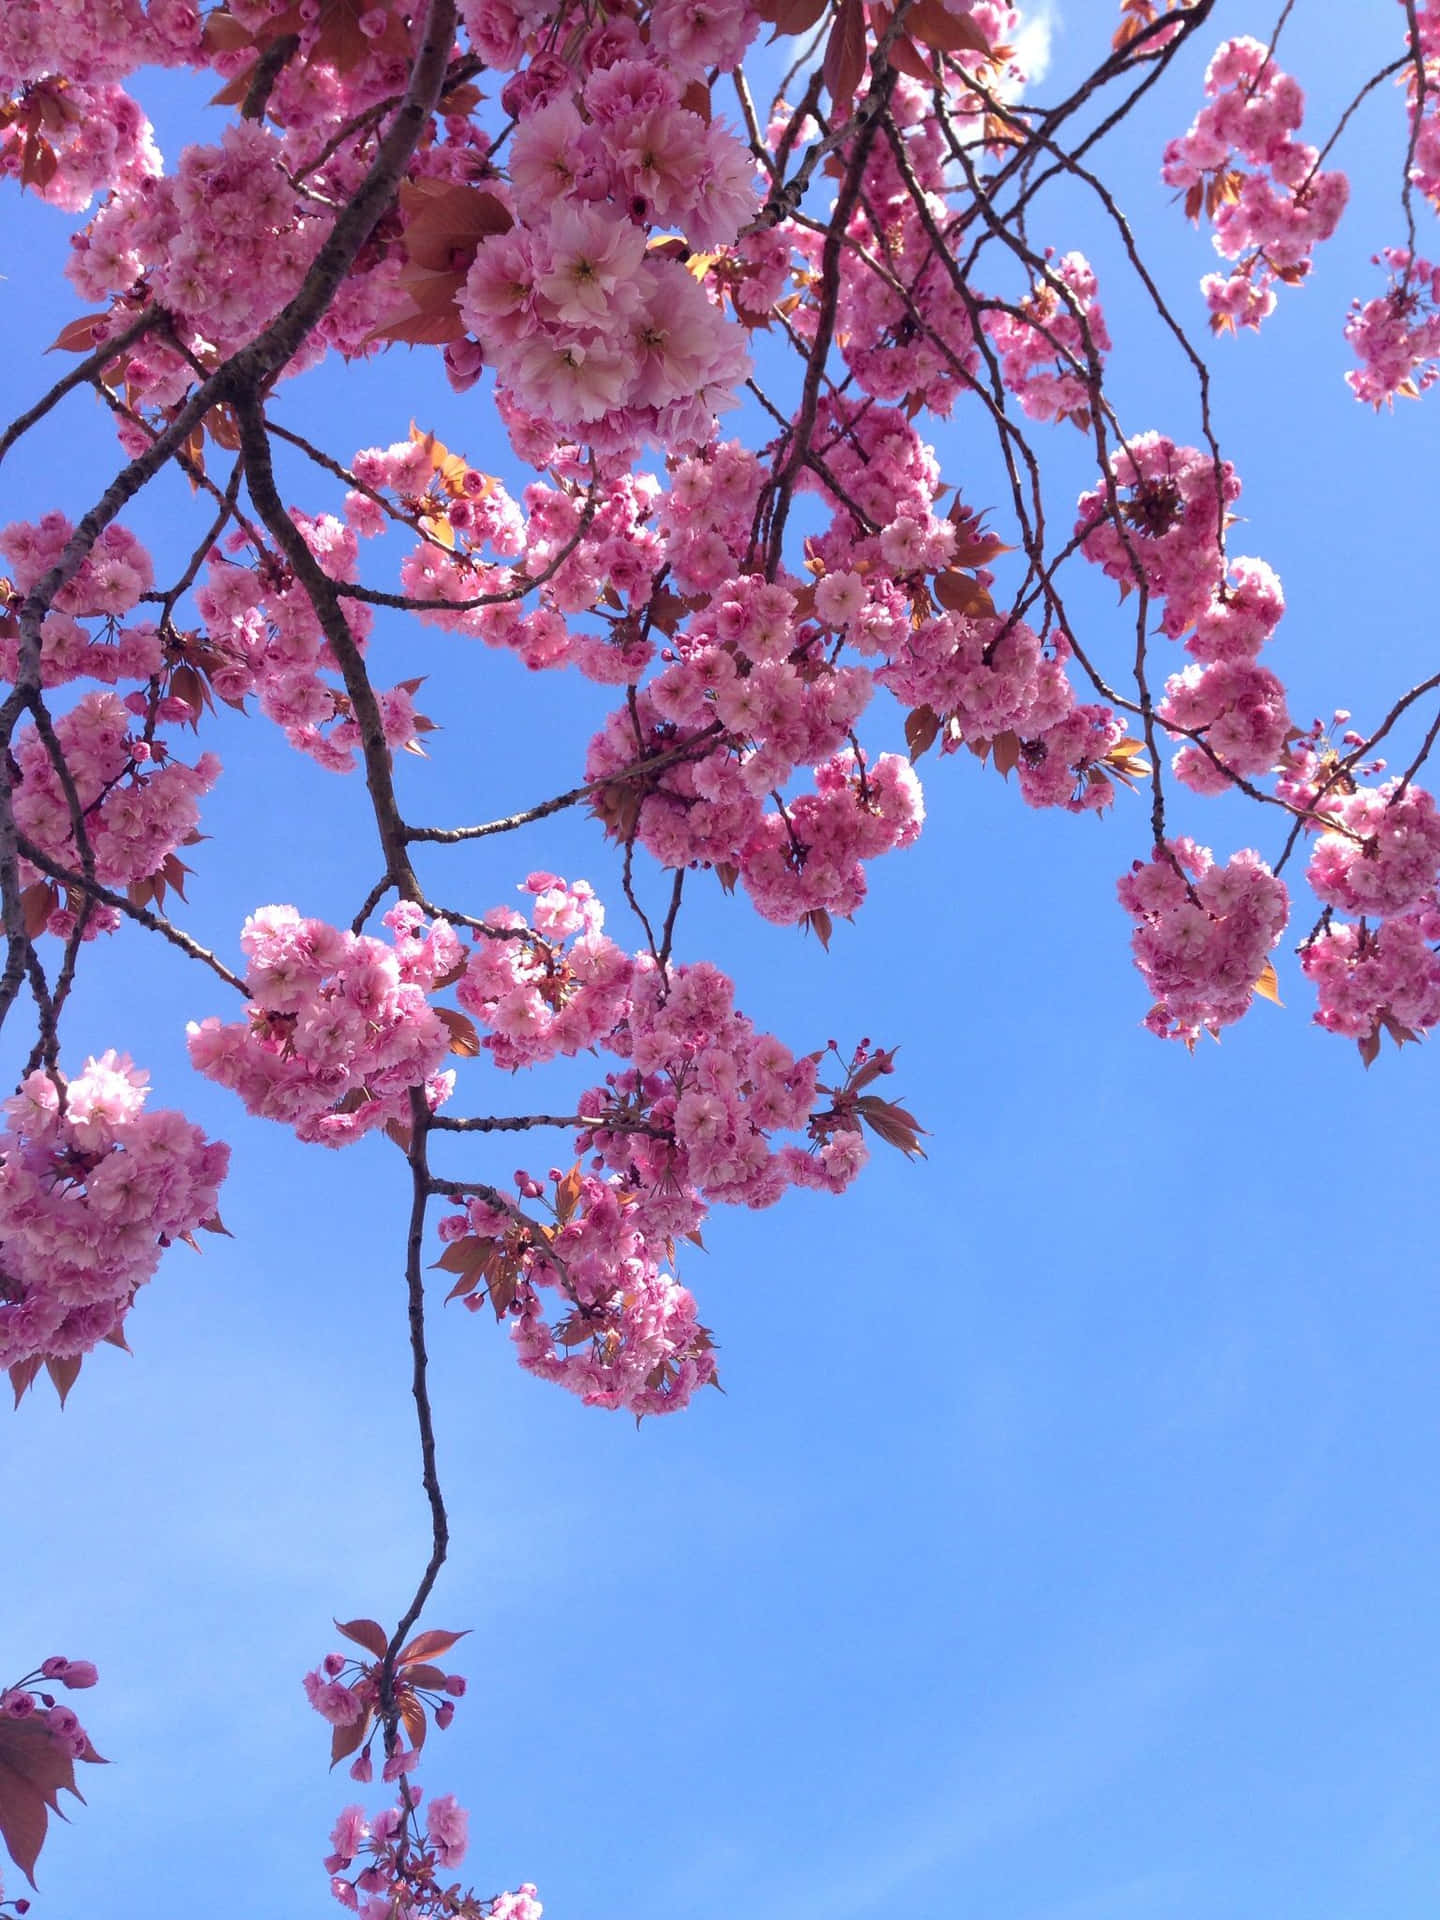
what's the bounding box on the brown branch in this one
[0,306,159,473]
[15,834,248,992]
[237,396,420,897]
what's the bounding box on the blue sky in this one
[6,4,1440,1917]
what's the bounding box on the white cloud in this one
[1012,0,1058,87]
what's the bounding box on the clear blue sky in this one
[6,5,1440,1917]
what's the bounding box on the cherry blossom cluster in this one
[1,512,170,727]
[456,56,758,453]
[1270,732,1440,1056]
[303,1627,469,1783]
[1117,839,1289,1043]
[1076,437,1294,801]
[0,1053,228,1377]
[346,435,675,684]
[326,1793,540,1920]
[300,1623,530,1917]
[195,520,432,773]
[1405,2,1440,215]
[1,514,217,921]
[983,251,1112,426]
[1345,249,1440,405]
[187,905,462,1147]
[0,0,197,219]
[1077,432,1240,638]
[1161,35,1348,331]
[10,689,218,904]
[433,881,919,1412]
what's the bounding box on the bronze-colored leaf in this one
[400,1662,448,1689]
[991,730,1021,778]
[44,1354,82,1407]
[934,570,995,617]
[366,302,470,348]
[329,1711,370,1769]
[397,1628,469,1664]
[905,704,940,762]
[822,0,867,105]
[9,1357,43,1408]
[435,1006,482,1057]
[905,0,991,53]
[47,313,111,355]
[1251,959,1283,1006]
[21,882,56,940]
[334,1617,389,1659]
[0,1715,89,1887]
[399,1691,428,1751]
[853,1094,928,1158]
[804,907,833,949]
[399,182,513,272]
[757,0,830,32]
[554,1163,584,1224]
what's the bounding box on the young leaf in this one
[334,1617,389,1659]
[905,704,941,761]
[822,0,867,106]
[0,1716,93,1888]
[1251,959,1283,1006]
[397,1628,470,1665]
[854,1095,928,1158]
[329,1712,371,1770]
[435,1006,482,1057]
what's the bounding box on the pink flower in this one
[425,1792,469,1868]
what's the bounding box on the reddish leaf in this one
[438,82,482,114]
[367,302,470,348]
[21,882,57,940]
[949,529,1012,568]
[400,1663,448,1689]
[435,1006,481,1058]
[209,64,256,107]
[19,135,59,192]
[804,907,834,949]
[680,79,713,120]
[329,1712,371,1770]
[9,1357,43,1409]
[47,313,111,355]
[0,1716,90,1888]
[884,29,937,80]
[399,182,512,272]
[399,1693,428,1751]
[201,8,258,54]
[434,1235,491,1276]
[905,704,940,762]
[851,1046,897,1091]
[756,0,830,30]
[396,1628,469,1665]
[854,1094,928,1158]
[44,1354,82,1407]
[905,0,991,53]
[554,1163,584,1224]
[934,571,995,617]
[991,730,1021,778]
[334,1617,389,1659]
[822,0,868,105]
